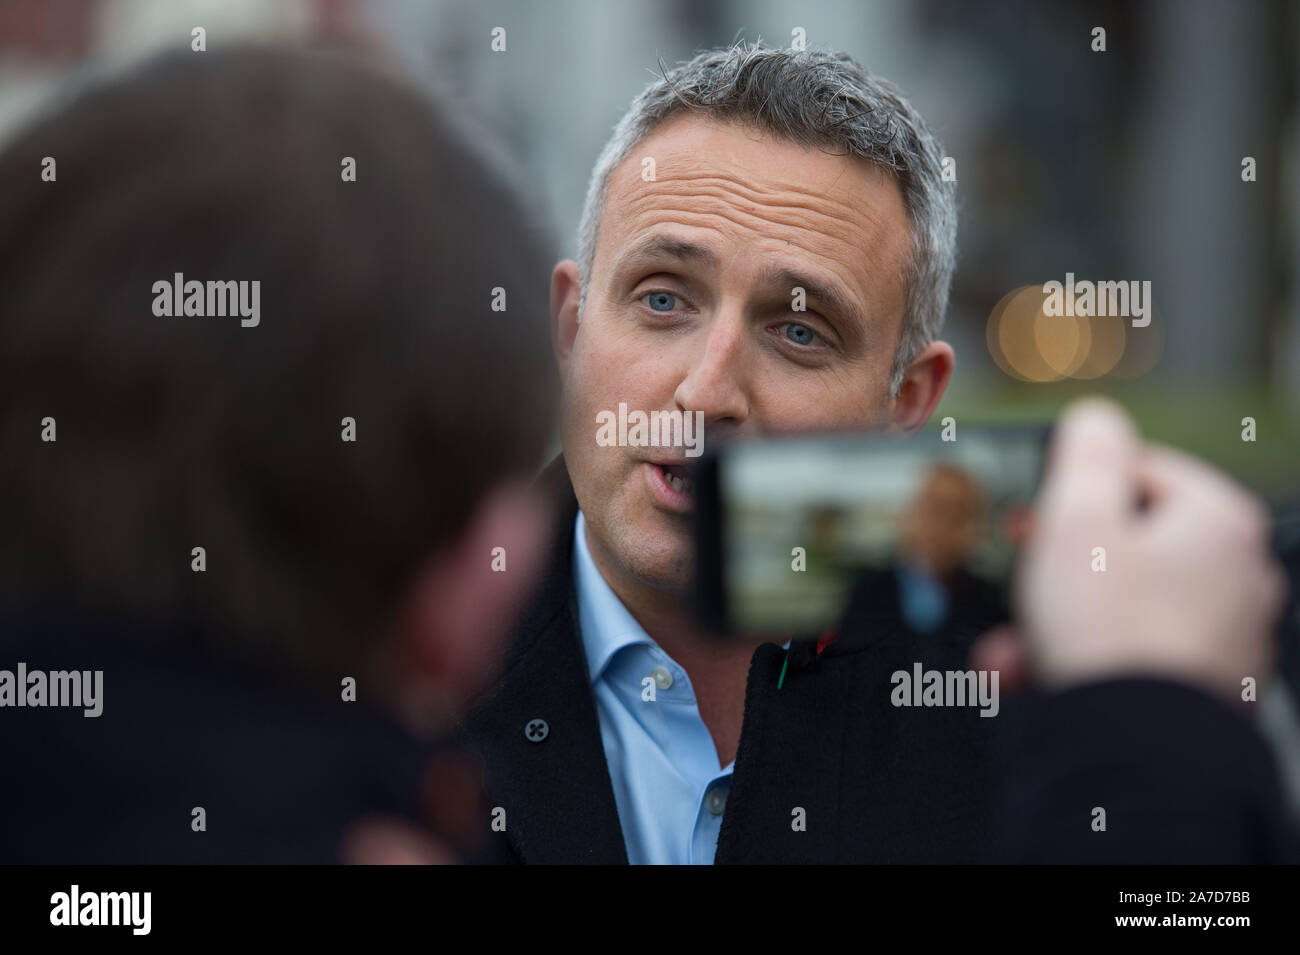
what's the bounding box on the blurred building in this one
[1,0,1297,496]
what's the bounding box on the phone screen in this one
[694,426,1049,637]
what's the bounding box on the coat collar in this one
[459,457,628,863]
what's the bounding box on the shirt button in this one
[706,787,727,815]
[524,718,549,742]
[650,666,673,690]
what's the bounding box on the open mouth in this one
[659,463,694,495]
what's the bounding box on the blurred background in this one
[2,0,1297,505]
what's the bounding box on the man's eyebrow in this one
[759,265,863,328]
[617,236,720,270]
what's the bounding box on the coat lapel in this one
[460,459,628,863]
[716,640,847,863]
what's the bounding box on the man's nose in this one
[672,308,750,427]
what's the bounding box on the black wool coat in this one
[460,459,1008,863]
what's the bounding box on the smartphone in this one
[693,425,1050,638]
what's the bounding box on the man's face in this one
[558,115,920,595]
[903,469,982,578]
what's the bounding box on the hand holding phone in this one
[1015,398,1286,703]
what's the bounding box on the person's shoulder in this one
[998,678,1300,863]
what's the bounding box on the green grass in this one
[933,379,1300,503]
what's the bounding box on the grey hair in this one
[576,43,957,396]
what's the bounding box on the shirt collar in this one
[573,510,654,684]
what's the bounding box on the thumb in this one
[1036,397,1141,537]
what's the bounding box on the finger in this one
[340,817,458,865]
[1137,443,1270,529]
[1036,397,1141,535]
[970,623,1031,694]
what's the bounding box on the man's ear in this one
[550,260,582,375]
[887,340,954,432]
[398,479,552,716]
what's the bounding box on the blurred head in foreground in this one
[0,45,556,861]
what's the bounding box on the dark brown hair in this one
[0,46,557,684]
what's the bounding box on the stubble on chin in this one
[591,474,694,595]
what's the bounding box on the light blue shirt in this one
[573,510,733,865]
[896,562,949,634]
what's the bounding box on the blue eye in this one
[784,323,818,346]
[643,292,679,312]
